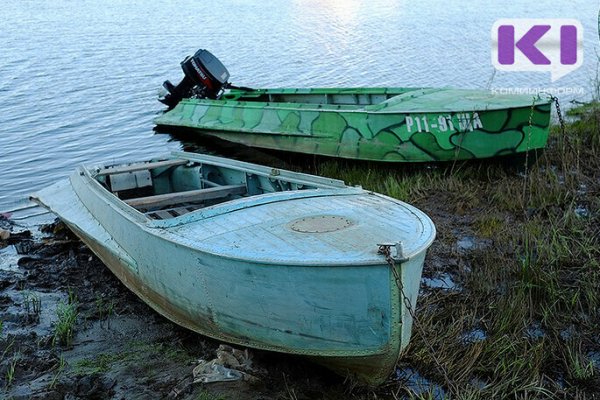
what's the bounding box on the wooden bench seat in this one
[125,184,247,209]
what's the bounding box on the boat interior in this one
[221,88,416,106]
[93,157,329,220]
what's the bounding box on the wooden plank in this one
[151,210,174,220]
[96,159,188,177]
[167,207,188,216]
[145,206,200,218]
[126,184,247,209]
[171,206,202,216]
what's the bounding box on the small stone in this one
[0,229,10,240]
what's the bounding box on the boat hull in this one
[33,164,431,385]
[155,88,552,162]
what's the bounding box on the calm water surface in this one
[1,0,598,209]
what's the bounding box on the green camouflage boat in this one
[155,49,552,162]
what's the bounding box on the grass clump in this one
[73,340,192,376]
[196,389,226,400]
[567,101,600,117]
[49,355,66,389]
[4,354,18,389]
[22,291,42,322]
[74,352,131,375]
[317,162,428,203]
[563,340,595,382]
[94,294,116,329]
[129,340,191,363]
[473,215,505,238]
[52,291,78,347]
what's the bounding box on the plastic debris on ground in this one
[168,345,260,398]
[193,344,258,384]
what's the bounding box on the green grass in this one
[4,354,19,389]
[567,101,600,117]
[49,355,66,389]
[74,352,131,375]
[129,340,192,364]
[94,294,116,327]
[22,291,42,322]
[73,340,192,376]
[564,340,595,382]
[317,162,427,203]
[52,291,78,347]
[473,215,505,238]
[196,389,226,400]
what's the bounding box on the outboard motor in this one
[160,49,230,108]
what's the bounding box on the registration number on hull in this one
[405,112,483,133]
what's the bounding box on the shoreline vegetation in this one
[1,100,599,399]
[316,99,600,399]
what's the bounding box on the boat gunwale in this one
[172,151,346,188]
[163,91,553,115]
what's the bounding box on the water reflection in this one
[0,0,597,210]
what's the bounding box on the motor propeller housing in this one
[160,49,230,108]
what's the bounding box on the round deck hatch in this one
[289,215,354,233]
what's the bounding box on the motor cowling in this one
[160,49,230,108]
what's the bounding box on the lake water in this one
[1,0,598,210]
